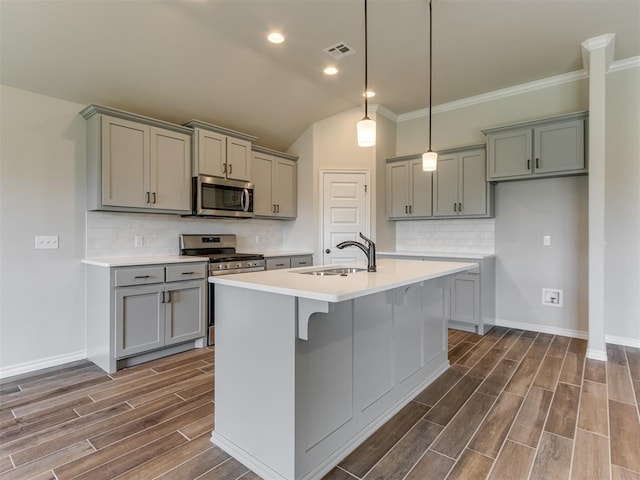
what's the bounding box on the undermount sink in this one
[297,267,368,276]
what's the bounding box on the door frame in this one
[319,169,371,266]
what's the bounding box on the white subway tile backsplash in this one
[86,211,286,258]
[395,218,495,254]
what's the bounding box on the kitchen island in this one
[209,258,476,480]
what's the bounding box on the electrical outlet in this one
[542,288,563,307]
[134,235,144,248]
[543,235,551,246]
[35,235,59,249]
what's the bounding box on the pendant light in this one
[356,0,376,147]
[422,0,438,171]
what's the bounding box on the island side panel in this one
[212,284,297,480]
[293,279,450,480]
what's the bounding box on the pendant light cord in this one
[364,0,369,119]
[428,0,433,152]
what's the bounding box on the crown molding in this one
[369,104,398,122]
[395,54,638,124]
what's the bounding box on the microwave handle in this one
[241,188,249,212]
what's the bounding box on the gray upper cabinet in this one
[386,156,433,219]
[433,145,492,218]
[185,120,256,181]
[82,105,192,214]
[252,146,298,219]
[484,111,587,181]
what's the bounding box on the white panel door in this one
[321,171,369,265]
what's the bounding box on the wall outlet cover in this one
[542,288,563,307]
[35,235,59,249]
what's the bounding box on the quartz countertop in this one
[377,251,495,260]
[83,255,209,267]
[209,258,476,303]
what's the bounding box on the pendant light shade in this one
[423,0,437,170]
[357,0,376,147]
[422,150,438,171]
[357,117,376,147]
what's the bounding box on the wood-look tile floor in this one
[1,328,639,479]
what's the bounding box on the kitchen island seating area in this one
[1,328,638,479]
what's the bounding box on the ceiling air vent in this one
[324,42,356,60]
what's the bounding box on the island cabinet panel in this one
[211,276,452,480]
[354,295,394,413]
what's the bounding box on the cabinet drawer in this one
[266,258,291,270]
[115,266,165,287]
[166,263,207,282]
[291,256,313,268]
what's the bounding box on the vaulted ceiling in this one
[1,0,639,150]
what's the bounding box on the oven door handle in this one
[241,188,249,212]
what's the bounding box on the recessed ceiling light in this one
[324,66,338,75]
[267,32,285,44]
[363,90,376,98]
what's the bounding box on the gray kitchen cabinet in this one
[265,254,313,270]
[386,156,432,219]
[86,260,207,373]
[484,111,587,181]
[81,105,192,214]
[185,120,256,181]
[377,253,495,334]
[252,146,298,218]
[433,145,491,217]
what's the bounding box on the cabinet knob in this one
[325,249,331,254]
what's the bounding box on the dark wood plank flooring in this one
[1,328,639,479]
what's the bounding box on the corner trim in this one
[586,349,608,362]
[0,350,87,380]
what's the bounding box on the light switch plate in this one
[543,235,551,246]
[35,235,59,249]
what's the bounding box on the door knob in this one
[325,249,331,254]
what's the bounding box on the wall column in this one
[581,34,615,361]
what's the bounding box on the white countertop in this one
[209,258,477,302]
[83,255,209,267]
[378,251,495,260]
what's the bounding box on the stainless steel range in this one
[180,234,265,345]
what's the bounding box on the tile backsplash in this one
[395,218,495,254]
[86,211,286,258]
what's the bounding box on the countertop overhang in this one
[209,258,477,303]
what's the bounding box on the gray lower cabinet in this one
[265,254,313,270]
[379,254,495,334]
[87,261,207,373]
[483,111,587,181]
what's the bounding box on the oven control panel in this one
[209,259,266,275]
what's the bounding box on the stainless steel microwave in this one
[193,175,254,218]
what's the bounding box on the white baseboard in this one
[605,335,640,349]
[494,318,588,339]
[586,349,608,361]
[0,350,87,380]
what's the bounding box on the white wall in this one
[604,66,640,342]
[0,85,88,375]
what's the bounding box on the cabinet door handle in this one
[405,205,408,214]
[145,192,150,204]
[222,163,227,174]
[527,159,531,170]
[181,271,195,275]
[228,164,233,175]
[454,203,457,212]
[152,192,157,204]
[409,205,412,214]
[161,291,165,303]
[275,263,286,267]
[166,291,172,303]
[536,158,539,169]
[134,275,150,279]
[276,204,280,213]
[273,204,277,213]
[298,262,308,265]
[458,202,462,212]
